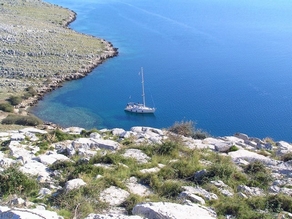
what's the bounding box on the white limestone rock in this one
[99,186,130,206]
[139,164,165,174]
[228,149,278,165]
[36,153,70,165]
[125,177,152,197]
[38,188,52,199]
[276,141,292,156]
[10,133,26,141]
[90,132,101,139]
[85,213,143,219]
[182,186,218,201]
[62,127,84,134]
[64,178,86,192]
[9,141,34,163]
[237,185,264,197]
[19,160,51,180]
[112,128,126,137]
[132,202,216,219]
[179,191,206,205]
[123,149,150,164]
[93,139,121,150]
[234,133,249,141]
[0,206,63,219]
[72,138,100,150]
[19,127,48,135]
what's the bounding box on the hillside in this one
[0,124,291,219]
[0,0,117,103]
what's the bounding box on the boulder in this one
[179,191,206,205]
[0,206,63,219]
[237,185,264,197]
[72,138,100,150]
[85,213,143,219]
[112,128,126,137]
[36,153,70,165]
[132,202,216,219]
[99,186,130,206]
[182,186,218,201]
[19,160,51,179]
[19,127,47,135]
[10,133,26,141]
[123,149,150,164]
[64,178,86,192]
[228,149,278,165]
[125,177,152,197]
[93,139,121,150]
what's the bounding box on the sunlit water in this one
[31,0,292,141]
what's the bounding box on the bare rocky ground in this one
[0,126,292,219]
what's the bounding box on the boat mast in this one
[141,67,146,107]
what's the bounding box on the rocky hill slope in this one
[0,125,291,219]
[0,0,117,102]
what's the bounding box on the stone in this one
[19,160,51,179]
[64,178,86,192]
[228,149,278,165]
[19,127,47,135]
[10,133,26,141]
[194,169,208,182]
[139,164,165,174]
[132,202,216,219]
[112,128,126,137]
[179,191,206,205]
[36,153,70,165]
[214,142,233,153]
[93,139,121,150]
[182,186,218,201]
[125,177,152,197]
[38,188,52,198]
[99,186,130,206]
[237,185,264,197]
[84,213,143,219]
[234,133,249,141]
[72,138,99,150]
[123,149,150,164]
[62,127,84,134]
[0,206,63,219]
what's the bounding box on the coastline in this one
[16,2,119,112]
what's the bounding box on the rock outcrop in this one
[0,126,291,218]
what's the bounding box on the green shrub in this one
[7,95,23,106]
[120,194,143,214]
[1,114,42,126]
[49,185,108,219]
[228,145,239,152]
[215,196,274,219]
[168,120,209,139]
[244,161,273,189]
[280,152,292,162]
[155,141,179,156]
[0,102,14,112]
[168,120,195,137]
[265,194,292,213]
[0,167,39,196]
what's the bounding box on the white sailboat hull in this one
[125,102,155,114]
[125,67,155,114]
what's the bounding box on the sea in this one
[31,0,292,142]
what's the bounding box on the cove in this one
[31,0,292,141]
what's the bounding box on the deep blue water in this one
[31,0,292,141]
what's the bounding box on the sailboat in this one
[125,67,156,114]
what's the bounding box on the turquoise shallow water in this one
[31,0,292,141]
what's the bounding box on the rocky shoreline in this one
[0,0,118,113]
[16,4,118,110]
